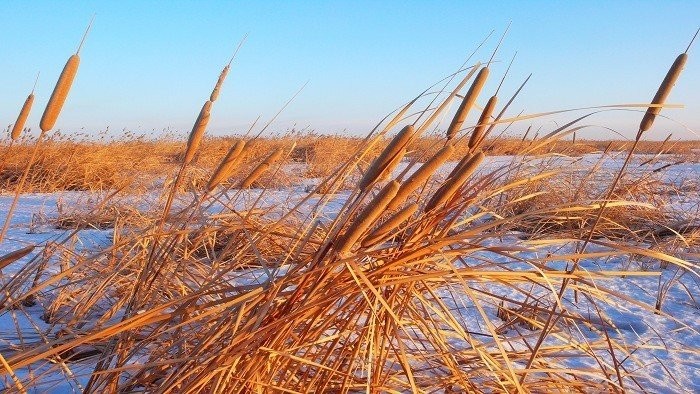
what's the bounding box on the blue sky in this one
[1,1,698,140]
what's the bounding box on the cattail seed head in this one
[424,151,484,212]
[240,147,285,189]
[210,65,230,102]
[446,67,490,140]
[337,180,400,254]
[376,147,406,184]
[183,100,213,165]
[361,202,418,247]
[469,95,498,149]
[639,53,687,135]
[359,124,415,191]
[446,152,473,180]
[387,143,455,211]
[40,54,80,132]
[207,139,246,191]
[11,94,34,141]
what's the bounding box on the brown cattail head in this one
[210,65,230,102]
[424,151,484,212]
[387,143,455,211]
[183,100,213,165]
[40,54,80,132]
[240,147,285,189]
[446,152,473,180]
[11,93,34,141]
[446,67,490,140]
[376,147,406,184]
[469,95,498,149]
[638,53,688,136]
[336,180,400,254]
[359,124,415,191]
[207,139,247,191]
[361,202,418,247]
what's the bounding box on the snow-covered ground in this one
[0,153,698,392]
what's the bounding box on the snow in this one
[0,153,698,392]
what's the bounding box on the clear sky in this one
[1,1,699,140]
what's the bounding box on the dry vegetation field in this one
[0,23,699,393]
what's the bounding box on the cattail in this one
[0,245,34,271]
[446,67,490,140]
[336,180,400,254]
[209,65,230,102]
[183,100,212,165]
[39,17,92,132]
[207,139,246,191]
[386,144,455,211]
[11,93,34,140]
[424,151,484,212]
[240,147,285,188]
[638,53,688,136]
[359,125,415,191]
[376,147,406,184]
[40,54,80,132]
[361,202,418,247]
[469,95,498,149]
[446,152,474,180]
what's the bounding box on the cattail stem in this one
[0,131,47,243]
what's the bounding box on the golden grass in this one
[0,26,698,394]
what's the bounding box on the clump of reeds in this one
[1,26,699,394]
